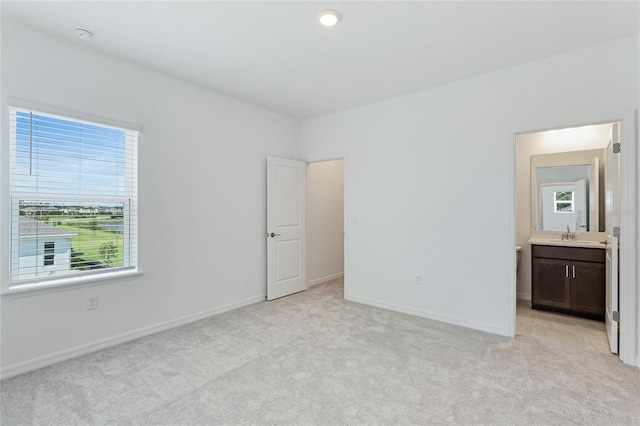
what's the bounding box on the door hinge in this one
[613,143,621,153]
[612,311,620,322]
[613,227,620,238]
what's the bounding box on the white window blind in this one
[9,107,138,287]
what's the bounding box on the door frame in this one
[508,109,637,367]
[305,156,348,298]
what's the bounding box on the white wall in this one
[301,35,639,346]
[307,160,344,285]
[0,21,300,375]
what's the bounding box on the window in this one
[9,107,138,287]
[44,242,55,266]
[554,191,574,213]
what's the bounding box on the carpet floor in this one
[2,279,639,425]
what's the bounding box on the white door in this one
[574,178,587,231]
[605,124,620,354]
[267,156,307,300]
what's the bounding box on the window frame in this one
[43,241,55,266]
[553,190,575,213]
[6,105,140,292]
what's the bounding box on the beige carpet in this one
[2,279,639,425]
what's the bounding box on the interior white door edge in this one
[605,124,619,355]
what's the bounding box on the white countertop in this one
[527,237,607,249]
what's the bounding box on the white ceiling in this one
[2,1,639,120]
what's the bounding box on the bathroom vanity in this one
[525,146,610,322]
[530,243,605,320]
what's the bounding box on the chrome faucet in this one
[561,224,577,241]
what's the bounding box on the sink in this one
[548,239,604,245]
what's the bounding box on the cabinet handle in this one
[572,265,575,279]
[565,265,569,277]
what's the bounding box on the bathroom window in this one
[554,191,574,213]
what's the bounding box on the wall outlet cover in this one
[87,295,98,310]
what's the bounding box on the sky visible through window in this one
[15,111,127,196]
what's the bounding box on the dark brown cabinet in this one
[531,245,605,320]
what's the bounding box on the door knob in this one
[269,232,281,238]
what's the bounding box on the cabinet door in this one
[532,258,570,309]
[570,261,605,318]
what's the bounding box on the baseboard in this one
[1,294,266,380]
[345,294,510,337]
[517,292,531,301]
[308,272,344,287]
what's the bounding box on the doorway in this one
[266,156,345,301]
[307,159,345,292]
[515,122,618,353]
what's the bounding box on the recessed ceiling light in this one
[317,9,341,27]
[74,27,94,40]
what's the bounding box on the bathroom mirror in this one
[531,149,604,232]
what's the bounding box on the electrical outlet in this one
[87,295,98,310]
[415,275,422,285]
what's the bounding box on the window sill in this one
[2,269,143,298]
